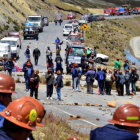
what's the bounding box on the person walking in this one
[90,104,140,140]
[5,57,14,76]
[30,70,40,99]
[46,46,52,62]
[46,58,54,71]
[115,57,121,71]
[22,59,34,92]
[72,63,82,92]
[124,69,131,95]
[95,66,106,95]
[33,46,41,65]
[130,67,139,95]
[123,59,130,71]
[25,45,31,60]
[55,54,63,73]
[55,37,60,49]
[117,70,125,96]
[85,66,95,94]
[45,68,55,100]
[55,70,63,101]
[105,69,115,95]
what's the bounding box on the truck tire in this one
[96,57,102,64]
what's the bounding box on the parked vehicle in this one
[27,15,44,32]
[1,37,20,58]
[65,45,86,73]
[67,13,76,19]
[104,8,115,16]
[78,16,88,25]
[95,53,109,63]
[23,26,37,40]
[63,23,74,36]
[43,16,49,26]
[133,7,140,14]
[0,43,11,58]
[8,32,22,49]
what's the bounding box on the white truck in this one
[27,15,44,32]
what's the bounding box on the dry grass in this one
[85,17,140,66]
[33,113,89,140]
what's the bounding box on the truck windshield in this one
[69,36,79,41]
[1,41,16,46]
[65,26,72,29]
[70,47,84,56]
[28,17,41,22]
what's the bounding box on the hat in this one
[116,57,119,60]
[35,46,38,49]
[132,62,135,65]
[125,69,129,72]
[125,59,128,62]
[27,58,31,62]
[57,70,61,75]
[119,70,122,73]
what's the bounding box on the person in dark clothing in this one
[25,45,31,60]
[85,66,95,94]
[82,60,89,75]
[123,59,130,71]
[22,58,34,91]
[117,70,125,96]
[5,57,14,76]
[95,66,106,95]
[130,67,139,95]
[46,59,54,71]
[35,29,39,41]
[124,69,131,95]
[55,54,63,73]
[59,19,62,26]
[90,104,140,140]
[45,68,55,100]
[33,46,41,65]
[30,70,40,99]
[55,70,63,101]
[88,52,96,69]
[81,53,87,67]
[46,46,52,62]
[113,68,119,92]
[54,19,57,26]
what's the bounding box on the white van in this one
[63,24,74,36]
[0,43,11,58]
[1,37,20,58]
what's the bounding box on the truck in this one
[118,7,124,15]
[104,8,115,16]
[27,15,44,32]
[133,7,140,14]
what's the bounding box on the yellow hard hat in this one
[35,46,38,49]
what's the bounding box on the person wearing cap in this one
[85,66,95,94]
[130,67,139,95]
[117,70,125,96]
[25,45,31,60]
[95,66,106,95]
[124,69,131,95]
[23,59,34,92]
[0,74,16,128]
[90,104,140,140]
[0,98,39,140]
[45,68,55,100]
[131,62,138,72]
[115,57,121,71]
[30,70,40,99]
[105,69,115,95]
[123,59,130,71]
[55,70,64,101]
[5,57,14,76]
[33,46,41,65]
[72,63,82,92]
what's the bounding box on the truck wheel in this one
[24,36,26,40]
[96,58,102,64]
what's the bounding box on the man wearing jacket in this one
[90,104,140,140]
[5,57,14,76]
[115,57,121,70]
[33,46,41,65]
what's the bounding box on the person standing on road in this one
[82,60,89,75]
[105,69,115,95]
[85,66,95,94]
[115,57,121,71]
[131,62,137,72]
[117,70,125,96]
[72,63,82,92]
[33,46,41,65]
[123,59,130,71]
[95,66,106,95]
[22,58,34,92]
[113,68,120,92]
[25,45,31,60]
[0,74,15,128]
[90,104,140,140]
[30,70,40,99]
[46,46,52,62]
[55,37,60,48]
[45,68,55,100]
[88,52,96,69]
[124,69,131,95]
[55,70,63,101]
[46,58,54,71]
[130,67,139,95]
[54,19,57,26]
[5,57,14,76]
[55,54,63,73]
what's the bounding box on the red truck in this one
[133,7,140,14]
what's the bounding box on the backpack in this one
[106,74,111,82]
[56,57,61,64]
[26,48,30,54]
[99,71,104,81]
[119,75,125,85]
[131,73,139,82]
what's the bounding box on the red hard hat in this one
[0,98,38,130]
[21,96,45,127]
[109,104,140,127]
[0,74,16,93]
[67,136,80,140]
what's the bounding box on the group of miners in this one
[0,74,139,140]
